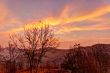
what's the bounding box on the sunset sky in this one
[0,0,110,48]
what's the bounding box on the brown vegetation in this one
[61,44,110,73]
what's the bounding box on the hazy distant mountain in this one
[0,44,110,65]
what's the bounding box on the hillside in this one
[0,44,110,65]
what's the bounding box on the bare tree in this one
[61,44,85,73]
[61,44,110,73]
[4,41,19,73]
[0,35,23,73]
[92,45,110,73]
[11,23,58,73]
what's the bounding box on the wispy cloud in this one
[0,1,20,28]
[1,5,110,34]
[0,0,110,47]
[42,5,110,25]
[56,23,110,34]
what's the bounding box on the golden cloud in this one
[43,5,110,25]
[56,23,110,34]
[1,5,110,34]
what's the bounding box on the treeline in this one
[61,44,110,73]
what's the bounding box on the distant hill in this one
[42,49,68,65]
[0,44,110,65]
[42,44,110,65]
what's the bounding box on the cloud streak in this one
[42,5,110,26]
[2,5,110,34]
[56,23,110,34]
[0,1,20,27]
[0,0,110,48]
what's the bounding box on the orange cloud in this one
[1,5,110,34]
[0,1,20,27]
[1,22,46,34]
[43,5,110,25]
[56,23,110,34]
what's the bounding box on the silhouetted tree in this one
[61,44,85,73]
[4,42,18,73]
[92,44,110,73]
[0,35,23,73]
[61,44,110,73]
[11,23,58,73]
